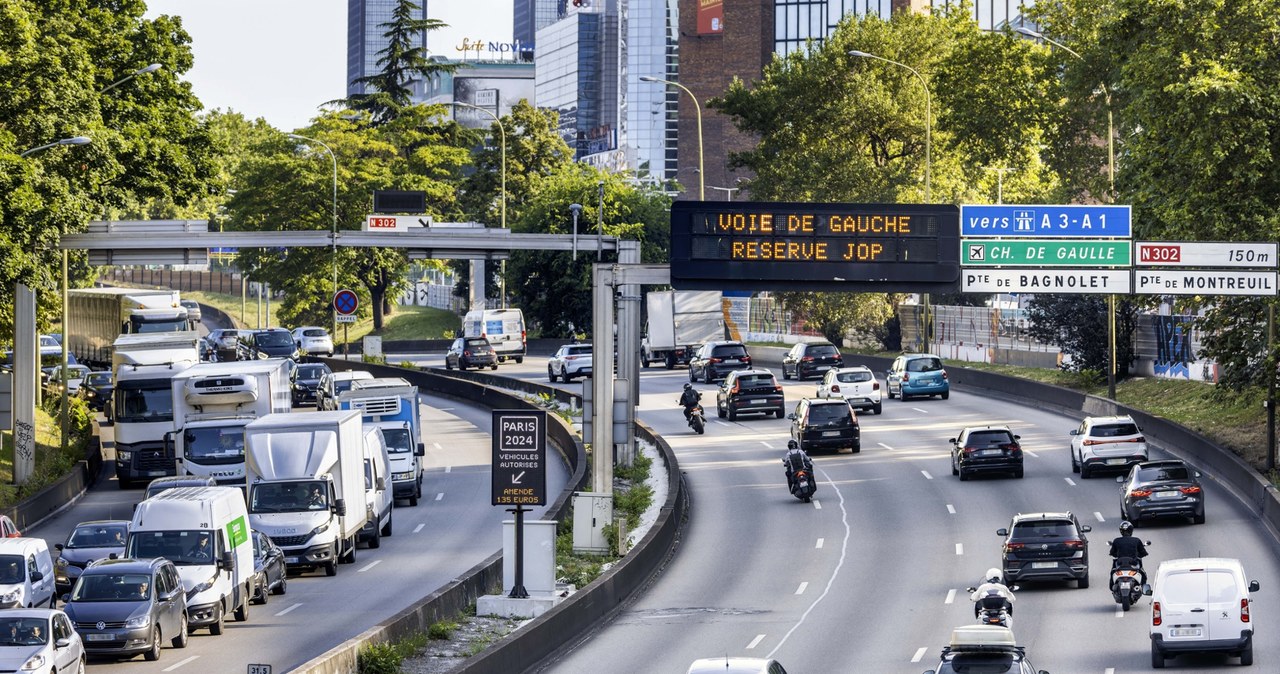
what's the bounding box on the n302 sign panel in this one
[670,201,960,292]
[1135,242,1278,268]
[491,410,546,507]
[961,204,1131,238]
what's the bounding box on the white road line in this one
[795,582,808,595]
[946,504,956,515]
[413,523,425,534]
[815,538,824,549]
[912,407,928,414]
[945,589,956,604]
[444,465,451,473]
[1064,477,1077,486]
[1105,669,1116,674]
[358,560,382,573]
[1095,512,1106,522]
[813,500,822,510]
[921,470,934,480]
[911,647,928,663]
[713,420,731,426]
[747,634,766,650]
[433,442,442,451]
[435,492,444,501]
[163,656,199,671]
[761,441,774,449]
[1025,450,1040,458]
[275,603,302,616]
[1116,606,1124,618]
[955,543,963,555]
[878,442,894,450]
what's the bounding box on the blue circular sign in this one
[333,289,359,315]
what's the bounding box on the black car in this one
[245,329,298,360]
[62,557,189,660]
[445,337,498,371]
[250,530,287,604]
[781,342,844,380]
[715,369,785,421]
[78,371,114,412]
[688,341,752,384]
[54,520,130,595]
[788,398,860,453]
[997,512,1091,588]
[290,363,332,406]
[951,426,1024,480]
[925,626,1049,674]
[1118,459,1205,525]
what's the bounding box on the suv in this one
[548,343,593,382]
[291,326,334,358]
[781,342,844,380]
[316,370,374,411]
[951,426,1023,481]
[1070,415,1148,479]
[206,329,247,362]
[924,625,1048,674]
[1118,460,1205,525]
[688,341,752,384]
[789,398,860,453]
[245,328,298,360]
[179,300,202,324]
[886,353,949,401]
[716,369,785,421]
[445,337,498,371]
[816,366,882,415]
[996,512,1091,588]
[290,362,332,406]
[61,557,189,660]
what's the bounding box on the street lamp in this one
[99,63,162,95]
[19,136,90,158]
[449,101,507,230]
[639,75,704,200]
[707,185,739,201]
[286,134,339,342]
[569,204,583,260]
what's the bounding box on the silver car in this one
[815,366,882,415]
[0,609,85,674]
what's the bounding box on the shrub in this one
[356,642,402,674]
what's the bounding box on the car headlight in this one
[117,450,132,462]
[310,522,329,537]
[20,654,45,671]
[124,613,151,629]
[55,557,67,569]
[2,589,22,604]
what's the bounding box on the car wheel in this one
[75,656,86,674]
[899,391,910,402]
[782,367,791,381]
[515,357,523,364]
[1080,464,1091,479]
[1193,510,1206,525]
[851,442,860,454]
[548,367,557,383]
[1077,574,1090,589]
[1071,449,1080,473]
[951,455,959,476]
[887,386,896,399]
[873,403,882,415]
[368,520,382,548]
[776,407,786,419]
[235,593,249,621]
[1151,643,1165,669]
[172,613,189,648]
[382,512,393,537]
[144,627,161,661]
[325,558,338,577]
[210,603,225,635]
[704,370,713,384]
[490,364,498,370]
[716,404,725,419]
[1014,467,1024,479]
[445,359,453,370]
[257,577,269,604]
[728,407,737,421]
[565,373,574,382]
[958,467,969,481]
[689,369,696,382]
[273,573,287,595]
[941,390,950,400]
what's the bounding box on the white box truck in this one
[68,287,192,368]
[462,308,526,363]
[641,290,726,369]
[169,360,292,486]
[243,410,369,577]
[111,332,202,488]
[127,486,255,633]
[338,377,425,505]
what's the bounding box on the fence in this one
[103,268,246,296]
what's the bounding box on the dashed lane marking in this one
[947,504,956,515]
[795,582,808,595]
[358,560,381,573]
[879,442,894,450]
[163,656,199,671]
[275,603,302,616]
[921,470,934,480]
[956,543,964,555]
[413,523,425,534]
[911,647,928,663]
[747,634,766,650]
[1065,477,1077,486]
[1095,512,1106,522]
[816,538,824,549]
[945,589,956,604]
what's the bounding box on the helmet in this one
[787,440,799,450]
[683,382,692,391]
[1119,521,1134,536]
[986,568,1002,584]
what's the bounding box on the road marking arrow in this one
[512,471,525,484]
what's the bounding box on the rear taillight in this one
[1180,486,1202,495]
[1004,542,1024,552]
[830,384,841,393]
[744,356,752,364]
[872,382,880,390]
[902,373,910,383]
[731,382,740,394]
[1241,598,1251,622]
[941,370,948,381]
[1153,601,1162,626]
[774,385,783,393]
[1130,489,1152,498]
[709,357,722,364]
[801,356,813,362]
[1065,539,1086,549]
[963,446,978,455]
[463,350,472,356]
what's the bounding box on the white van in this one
[0,538,55,608]
[127,486,255,634]
[358,426,394,549]
[462,308,526,363]
[1146,557,1260,667]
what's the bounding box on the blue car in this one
[886,353,949,401]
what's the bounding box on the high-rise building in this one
[514,0,566,57]
[627,0,680,182]
[775,0,1033,55]
[347,0,430,99]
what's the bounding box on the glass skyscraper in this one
[627,0,680,182]
[775,0,1034,55]
[347,0,429,98]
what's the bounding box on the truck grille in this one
[271,534,310,547]
[352,396,400,416]
[137,449,172,471]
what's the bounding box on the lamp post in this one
[1016,26,1119,399]
[451,101,508,306]
[286,134,339,342]
[569,204,583,260]
[849,50,933,351]
[639,75,704,200]
[707,186,739,201]
[99,63,162,95]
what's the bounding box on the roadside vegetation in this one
[0,396,93,509]
[181,290,459,342]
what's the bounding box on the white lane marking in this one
[1065,477,1077,486]
[956,543,963,555]
[413,523,425,534]
[878,442,894,450]
[444,465,451,473]
[1025,450,1040,458]
[1095,512,1106,522]
[1116,606,1124,618]
[795,582,808,595]
[815,538,824,549]
[747,634,766,650]
[433,442,442,451]
[1105,669,1116,674]
[921,470,934,480]
[163,656,199,671]
[946,504,956,515]
[911,647,928,663]
[813,500,822,510]
[358,560,382,573]
[713,420,731,427]
[945,589,956,604]
[761,441,775,449]
[435,492,444,501]
[912,407,928,414]
[275,603,303,616]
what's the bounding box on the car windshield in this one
[1136,465,1190,481]
[70,572,152,602]
[711,345,747,358]
[938,653,1020,673]
[302,329,328,338]
[1011,520,1077,538]
[0,617,48,646]
[250,480,328,514]
[381,428,413,454]
[184,426,245,464]
[128,530,215,566]
[967,431,1015,447]
[1092,422,1140,437]
[255,332,293,347]
[907,357,943,373]
[68,524,128,549]
[0,555,23,584]
[807,404,852,425]
[808,345,839,357]
[836,371,872,383]
[84,372,112,386]
[295,365,327,379]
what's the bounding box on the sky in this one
[143,0,511,132]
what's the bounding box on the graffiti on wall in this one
[1153,315,1196,379]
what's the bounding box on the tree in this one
[342,0,456,126]
[1024,295,1135,377]
[775,292,898,345]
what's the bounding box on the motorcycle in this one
[967,586,1016,628]
[686,404,706,435]
[1111,554,1148,611]
[790,467,816,503]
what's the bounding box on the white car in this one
[1070,415,1148,479]
[316,370,374,410]
[43,364,92,396]
[292,326,335,357]
[179,300,202,324]
[0,609,84,674]
[547,344,593,382]
[815,366,882,415]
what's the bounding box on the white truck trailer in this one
[641,290,726,369]
[110,332,201,488]
[338,377,425,505]
[169,360,292,486]
[244,410,369,577]
[69,287,192,368]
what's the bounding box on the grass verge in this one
[0,396,93,509]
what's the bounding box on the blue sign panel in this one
[961,204,1131,238]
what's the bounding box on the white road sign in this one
[1135,241,1277,268]
[963,269,1131,294]
[1134,270,1278,296]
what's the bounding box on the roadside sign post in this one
[491,410,547,599]
[333,289,358,359]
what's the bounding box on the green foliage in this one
[613,485,653,532]
[356,642,402,674]
[775,292,898,345]
[362,353,388,365]
[614,451,653,483]
[342,1,456,126]
[1023,295,1136,377]
[427,621,457,640]
[397,360,417,370]
[1195,298,1273,391]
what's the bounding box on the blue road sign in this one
[333,289,359,315]
[961,204,1131,238]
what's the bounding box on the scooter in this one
[966,586,1016,628]
[790,467,816,503]
[1111,555,1147,611]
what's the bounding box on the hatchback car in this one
[0,609,85,674]
[291,326,334,357]
[688,341,752,384]
[78,371,114,412]
[62,557,188,661]
[316,370,375,410]
[53,520,129,596]
[1070,415,1148,479]
[250,530,287,604]
[997,512,1091,588]
[1117,460,1205,525]
[789,398,860,453]
[951,426,1024,480]
[179,300,202,324]
[548,343,593,382]
[206,328,248,362]
[923,625,1049,674]
[44,364,92,397]
[246,328,298,360]
[816,366,883,415]
[445,337,498,371]
[886,353,949,401]
[716,369,785,421]
[290,362,332,406]
[781,342,844,380]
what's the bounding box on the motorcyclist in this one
[679,383,702,422]
[783,440,814,492]
[970,567,1015,618]
[1108,521,1148,585]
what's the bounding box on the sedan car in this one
[716,369,785,421]
[548,343,593,382]
[445,337,498,371]
[781,341,843,380]
[250,530,287,604]
[1070,415,1148,479]
[179,300,202,324]
[815,366,882,415]
[291,326,334,357]
[53,520,129,596]
[789,398,860,453]
[0,609,85,674]
[951,426,1023,480]
[77,371,114,412]
[290,362,332,406]
[62,557,188,660]
[246,328,299,360]
[43,364,92,397]
[997,512,1090,588]
[1118,459,1205,525]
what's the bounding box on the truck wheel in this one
[368,524,381,549]
[382,512,393,537]
[342,538,357,563]
[209,603,225,635]
[409,492,419,506]
[234,593,249,621]
[515,357,523,364]
[665,354,675,370]
[641,353,649,368]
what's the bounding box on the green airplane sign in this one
[962,239,1131,267]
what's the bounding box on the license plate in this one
[1154,490,1179,498]
[725,358,740,363]
[146,470,166,476]
[751,399,767,405]
[1106,458,1128,465]
[978,449,1003,457]
[1170,628,1202,638]
[285,557,299,564]
[1031,562,1058,569]
[86,634,115,641]
[822,431,841,437]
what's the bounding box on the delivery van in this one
[462,308,526,363]
[1146,557,1261,667]
[0,538,55,608]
